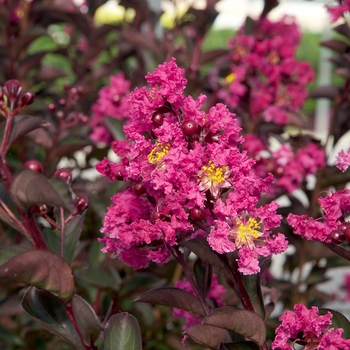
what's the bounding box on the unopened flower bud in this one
[4,80,22,102]
[18,91,35,107]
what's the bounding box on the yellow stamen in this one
[225,72,236,84]
[233,218,261,249]
[147,142,170,165]
[201,160,228,184]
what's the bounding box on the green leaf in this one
[0,324,25,346]
[22,287,84,349]
[103,312,142,350]
[75,267,112,288]
[202,307,266,347]
[0,250,74,300]
[186,324,230,348]
[242,273,265,319]
[72,294,102,345]
[319,308,350,338]
[0,245,27,266]
[134,287,207,316]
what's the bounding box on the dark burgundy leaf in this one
[134,287,207,316]
[47,138,91,162]
[309,85,340,99]
[261,0,279,18]
[319,308,350,338]
[244,16,256,35]
[242,273,265,319]
[121,31,162,57]
[0,250,74,300]
[36,67,67,81]
[193,258,212,299]
[10,169,71,211]
[7,115,50,151]
[186,324,230,348]
[22,287,84,348]
[72,295,102,345]
[182,237,227,271]
[334,22,350,39]
[199,49,229,65]
[203,307,266,346]
[321,39,349,53]
[220,341,260,350]
[18,52,47,80]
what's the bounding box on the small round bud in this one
[74,195,89,212]
[63,83,71,91]
[59,98,66,107]
[115,172,124,181]
[152,112,164,127]
[56,111,64,119]
[48,102,56,112]
[132,181,146,196]
[4,80,22,102]
[182,119,198,136]
[70,87,78,95]
[113,95,121,105]
[79,114,88,124]
[331,229,346,244]
[77,86,84,94]
[54,168,73,186]
[18,91,35,107]
[24,160,43,173]
[190,207,206,221]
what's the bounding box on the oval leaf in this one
[203,307,266,346]
[10,169,71,211]
[186,324,230,348]
[134,287,206,316]
[103,312,141,350]
[309,85,339,99]
[319,308,350,339]
[7,115,49,151]
[182,237,227,271]
[22,287,84,349]
[72,295,102,345]
[63,213,85,264]
[0,245,27,266]
[242,273,265,319]
[0,250,74,300]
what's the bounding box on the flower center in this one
[225,72,236,84]
[147,142,170,165]
[233,218,261,250]
[198,160,230,198]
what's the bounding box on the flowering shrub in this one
[1,0,350,350]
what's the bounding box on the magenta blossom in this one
[97,58,288,272]
[90,73,131,143]
[287,189,350,243]
[272,304,350,350]
[335,149,350,172]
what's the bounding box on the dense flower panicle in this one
[243,138,325,196]
[335,148,350,172]
[287,189,350,243]
[90,73,131,143]
[172,276,226,330]
[272,304,350,350]
[97,58,287,272]
[217,16,314,125]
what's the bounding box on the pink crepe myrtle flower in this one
[335,148,350,172]
[272,304,350,350]
[287,189,350,243]
[90,73,131,143]
[172,275,226,330]
[326,0,350,22]
[97,58,287,271]
[215,16,314,125]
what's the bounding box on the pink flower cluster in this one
[172,276,226,330]
[243,135,325,196]
[90,73,131,143]
[97,58,288,273]
[335,148,350,172]
[326,0,350,22]
[217,16,314,125]
[272,304,350,350]
[287,189,350,243]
